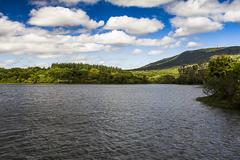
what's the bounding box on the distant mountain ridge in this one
[136,46,240,70]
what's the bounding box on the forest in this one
[0,63,148,84]
[0,63,180,84]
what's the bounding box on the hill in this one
[136,46,240,70]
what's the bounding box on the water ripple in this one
[0,84,239,160]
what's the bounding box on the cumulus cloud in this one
[94,30,175,47]
[0,13,178,60]
[147,50,163,56]
[187,41,202,48]
[171,16,223,37]
[104,16,164,35]
[28,7,104,29]
[131,49,143,55]
[223,10,240,23]
[166,0,240,21]
[165,0,240,36]
[0,34,110,57]
[165,0,225,18]
[168,40,182,49]
[106,0,176,8]
[37,54,61,59]
[0,15,25,36]
[94,30,136,45]
[207,0,240,23]
[0,31,113,54]
[0,15,110,57]
[136,36,175,47]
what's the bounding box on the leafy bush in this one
[203,55,240,105]
[177,63,208,84]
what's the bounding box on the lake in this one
[0,85,239,160]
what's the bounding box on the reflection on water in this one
[0,85,239,160]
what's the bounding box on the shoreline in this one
[0,83,194,86]
[197,96,240,110]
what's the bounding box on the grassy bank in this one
[132,67,179,77]
[132,67,179,83]
[196,96,240,110]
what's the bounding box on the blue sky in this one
[0,0,240,69]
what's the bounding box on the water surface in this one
[0,85,239,160]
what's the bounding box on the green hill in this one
[136,46,240,70]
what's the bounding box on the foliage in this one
[0,63,147,84]
[203,55,240,106]
[132,67,179,83]
[0,63,180,84]
[177,63,208,84]
[176,55,240,108]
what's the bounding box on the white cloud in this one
[0,29,175,58]
[168,40,181,49]
[104,16,164,35]
[166,0,240,23]
[93,30,175,47]
[215,1,240,23]
[0,13,179,61]
[37,54,61,59]
[94,30,136,45]
[165,0,224,18]
[165,0,240,22]
[223,10,240,23]
[132,49,143,55]
[136,36,175,46]
[0,29,176,57]
[187,41,202,48]
[171,16,223,37]
[28,7,104,29]
[106,0,176,8]
[147,50,163,56]
[165,0,240,36]
[0,15,25,36]
[0,30,110,56]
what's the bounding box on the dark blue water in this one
[0,85,239,160]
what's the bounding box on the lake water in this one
[0,85,239,160]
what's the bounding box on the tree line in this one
[177,55,240,107]
[0,63,179,84]
[0,63,148,84]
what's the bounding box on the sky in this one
[0,0,240,69]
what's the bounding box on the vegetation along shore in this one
[1,47,240,109]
